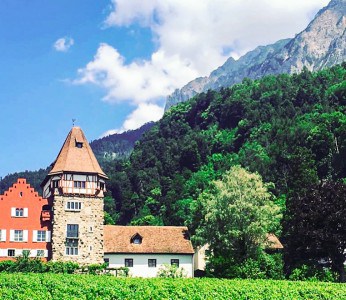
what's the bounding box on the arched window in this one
[131,233,142,244]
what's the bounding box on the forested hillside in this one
[107,64,346,227]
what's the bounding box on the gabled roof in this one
[266,233,284,249]
[48,127,107,178]
[104,226,194,254]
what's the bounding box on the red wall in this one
[0,178,51,261]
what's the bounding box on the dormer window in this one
[131,233,142,245]
[75,141,83,148]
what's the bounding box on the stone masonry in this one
[51,195,104,264]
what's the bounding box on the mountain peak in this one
[165,0,346,110]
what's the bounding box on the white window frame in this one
[66,201,82,211]
[7,249,15,257]
[33,230,51,242]
[0,229,6,242]
[10,230,28,242]
[11,208,28,217]
[65,238,79,256]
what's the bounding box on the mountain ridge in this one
[165,0,346,110]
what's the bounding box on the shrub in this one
[157,264,187,278]
[289,264,338,282]
[45,261,79,274]
[206,253,284,279]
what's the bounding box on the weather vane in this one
[72,118,76,127]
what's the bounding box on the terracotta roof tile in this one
[104,225,194,254]
[49,127,107,178]
[266,233,284,249]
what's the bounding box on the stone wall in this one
[51,195,104,264]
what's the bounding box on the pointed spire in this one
[48,127,107,178]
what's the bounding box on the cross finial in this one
[72,119,76,127]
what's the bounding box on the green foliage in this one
[284,181,346,282]
[0,258,80,274]
[195,166,281,267]
[157,264,188,278]
[0,273,345,299]
[289,265,339,282]
[45,261,79,274]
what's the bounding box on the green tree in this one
[195,165,281,277]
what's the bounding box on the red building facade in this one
[0,178,52,261]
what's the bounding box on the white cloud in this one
[54,37,74,52]
[76,0,329,131]
[101,103,164,137]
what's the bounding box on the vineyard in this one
[0,273,345,299]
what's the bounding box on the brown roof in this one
[104,225,194,254]
[266,233,284,249]
[48,127,107,178]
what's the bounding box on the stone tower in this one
[42,127,107,264]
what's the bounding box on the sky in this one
[0,0,330,178]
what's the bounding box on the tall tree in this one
[284,181,346,282]
[195,166,281,277]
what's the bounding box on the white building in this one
[104,225,194,277]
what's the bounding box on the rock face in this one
[165,0,346,110]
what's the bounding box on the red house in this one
[0,178,52,261]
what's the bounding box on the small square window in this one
[8,249,15,257]
[14,230,23,242]
[15,208,24,217]
[37,250,44,257]
[148,259,157,268]
[104,258,110,267]
[125,258,133,267]
[171,259,179,268]
[37,230,46,242]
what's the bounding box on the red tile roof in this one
[48,127,107,178]
[104,225,194,254]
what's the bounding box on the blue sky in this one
[0,0,329,177]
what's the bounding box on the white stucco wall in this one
[104,253,194,277]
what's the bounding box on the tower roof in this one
[48,126,107,178]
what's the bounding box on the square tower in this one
[41,127,107,264]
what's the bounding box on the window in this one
[12,208,28,217]
[66,201,82,211]
[37,250,44,257]
[148,259,157,268]
[15,208,23,217]
[37,230,46,242]
[104,258,109,267]
[66,239,78,255]
[125,258,133,267]
[75,141,83,148]
[14,230,23,242]
[22,250,30,257]
[131,233,142,244]
[74,181,85,188]
[171,259,179,267]
[52,180,59,188]
[66,224,79,238]
[8,249,15,257]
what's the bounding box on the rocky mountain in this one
[165,0,346,110]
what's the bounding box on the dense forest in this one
[106,64,346,227]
